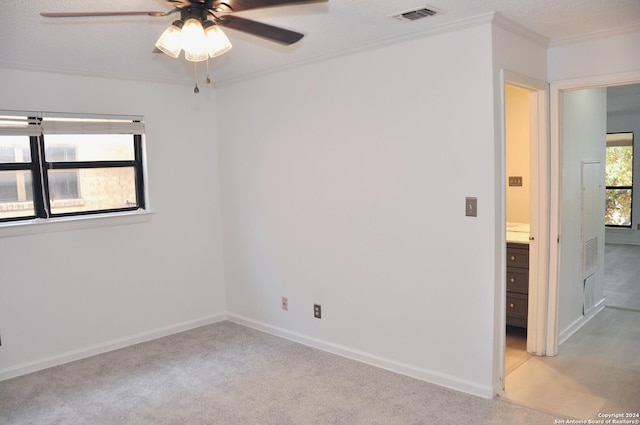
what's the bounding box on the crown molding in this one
[491,12,549,48]
[549,23,640,47]
[215,13,499,87]
[0,60,194,87]
[217,12,555,87]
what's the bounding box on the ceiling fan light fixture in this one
[155,20,184,58]
[41,0,318,74]
[181,18,209,62]
[203,21,232,58]
[184,49,209,62]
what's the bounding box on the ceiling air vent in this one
[390,6,440,22]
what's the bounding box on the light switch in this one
[509,176,523,186]
[466,197,477,217]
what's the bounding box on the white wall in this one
[548,31,640,82]
[0,68,226,379]
[505,85,531,224]
[558,88,607,337]
[217,18,547,397]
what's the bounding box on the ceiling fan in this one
[41,0,326,90]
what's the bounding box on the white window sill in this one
[0,210,155,239]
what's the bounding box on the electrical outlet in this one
[282,297,288,311]
[314,304,322,319]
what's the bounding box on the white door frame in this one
[499,70,549,388]
[547,70,640,356]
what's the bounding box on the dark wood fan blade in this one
[41,11,167,18]
[217,15,304,45]
[212,0,327,13]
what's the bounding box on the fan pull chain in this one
[193,62,200,94]
[206,58,211,85]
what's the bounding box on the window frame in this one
[44,144,80,202]
[604,131,634,228]
[0,112,148,225]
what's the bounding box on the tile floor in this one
[502,243,640,420]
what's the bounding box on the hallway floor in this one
[502,307,640,419]
[502,244,640,419]
[504,326,529,376]
[603,243,640,310]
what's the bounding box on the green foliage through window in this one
[605,133,633,227]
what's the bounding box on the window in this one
[0,113,146,222]
[46,145,79,200]
[0,171,19,202]
[605,132,633,227]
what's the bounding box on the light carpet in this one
[0,321,560,425]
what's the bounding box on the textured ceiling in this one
[0,0,639,86]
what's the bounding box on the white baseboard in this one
[493,379,505,397]
[0,313,226,382]
[227,313,495,399]
[558,299,606,345]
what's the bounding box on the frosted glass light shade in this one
[184,49,209,62]
[204,24,232,58]
[155,21,183,58]
[181,18,208,62]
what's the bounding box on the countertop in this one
[507,222,530,244]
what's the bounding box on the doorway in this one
[547,73,640,354]
[499,72,549,391]
[504,83,534,376]
[500,74,640,419]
